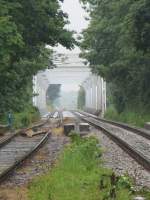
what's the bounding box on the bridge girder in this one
[33,53,106,116]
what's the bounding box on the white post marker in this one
[133,197,145,200]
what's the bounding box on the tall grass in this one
[0,106,40,128]
[13,106,40,128]
[105,106,150,128]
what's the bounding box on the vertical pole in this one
[90,87,92,108]
[104,81,107,111]
[96,85,98,110]
[101,78,104,117]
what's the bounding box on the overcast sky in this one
[62,0,88,33]
[52,0,89,92]
[54,0,88,54]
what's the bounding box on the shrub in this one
[13,106,40,128]
[105,106,150,128]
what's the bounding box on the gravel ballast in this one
[0,134,70,187]
[92,128,150,189]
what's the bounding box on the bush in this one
[104,106,119,121]
[105,106,150,127]
[13,106,40,128]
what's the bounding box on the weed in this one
[13,106,40,128]
[28,134,150,200]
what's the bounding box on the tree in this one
[46,84,61,106]
[0,0,75,113]
[77,86,85,109]
[80,0,150,112]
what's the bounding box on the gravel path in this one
[91,128,150,189]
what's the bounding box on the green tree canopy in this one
[46,84,61,106]
[80,0,150,112]
[77,86,85,109]
[0,0,75,113]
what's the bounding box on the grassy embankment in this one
[0,106,40,129]
[105,106,150,128]
[28,133,150,200]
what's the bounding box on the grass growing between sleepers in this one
[28,133,150,200]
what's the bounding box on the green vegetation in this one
[13,106,40,128]
[46,84,61,109]
[28,133,149,200]
[80,0,150,116]
[0,0,75,117]
[105,106,150,128]
[77,86,85,109]
[0,106,40,128]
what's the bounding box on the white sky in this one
[53,0,89,92]
[54,0,88,54]
[62,0,88,33]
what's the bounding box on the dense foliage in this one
[77,86,85,109]
[0,0,75,114]
[46,84,61,106]
[80,0,150,113]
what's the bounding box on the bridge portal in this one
[33,53,106,116]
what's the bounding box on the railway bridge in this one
[33,53,106,116]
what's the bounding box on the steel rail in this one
[0,132,19,148]
[0,119,50,182]
[0,132,49,182]
[74,111,150,171]
[0,120,48,149]
[77,110,150,140]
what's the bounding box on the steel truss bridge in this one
[33,53,106,116]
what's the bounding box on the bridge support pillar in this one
[82,75,106,117]
[33,73,49,115]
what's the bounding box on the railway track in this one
[73,111,150,171]
[0,121,50,182]
[77,110,150,140]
